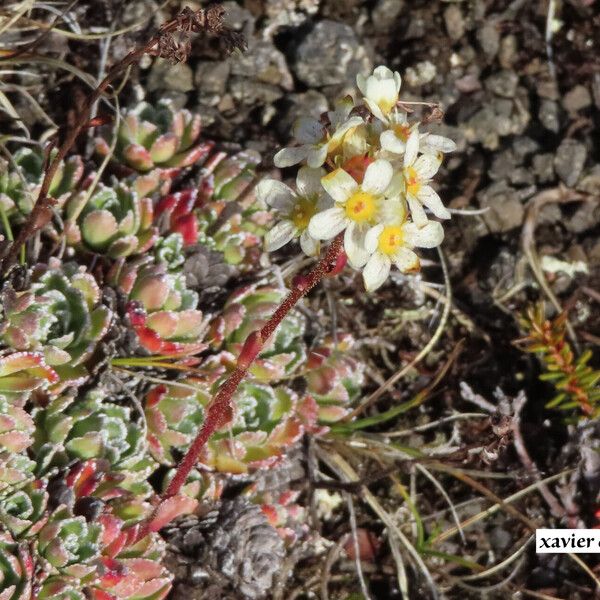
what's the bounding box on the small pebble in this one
[554,139,587,187]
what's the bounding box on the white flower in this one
[274,100,363,169]
[402,130,450,227]
[380,111,415,155]
[256,167,331,256]
[308,159,394,268]
[362,211,444,292]
[357,66,402,123]
[419,132,457,155]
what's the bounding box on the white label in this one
[536,529,600,553]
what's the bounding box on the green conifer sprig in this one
[516,303,600,419]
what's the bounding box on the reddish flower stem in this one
[165,232,344,497]
[135,233,344,541]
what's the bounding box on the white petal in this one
[362,159,393,195]
[342,126,368,159]
[363,252,391,292]
[356,73,368,96]
[344,222,370,268]
[308,207,347,240]
[299,230,320,256]
[404,130,420,167]
[393,71,402,94]
[392,247,420,272]
[422,133,456,153]
[373,65,394,79]
[417,186,450,220]
[365,224,384,254]
[274,146,309,168]
[380,130,407,154]
[414,154,441,180]
[265,220,297,251]
[321,168,357,204]
[366,78,398,110]
[293,117,324,144]
[306,144,329,168]
[385,172,404,198]
[255,179,295,213]
[407,195,428,228]
[364,98,388,123]
[403,221,444,248]
[296,166,324,197]
[388,110,407,126]
[380,197,407,224]
[329,116,364,143]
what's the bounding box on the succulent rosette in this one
[32,391,154,494]
[63,183,158,258]
[155,149,271,268]
[0,453,36,498]
[304,334,366,423]
[143,383,207,465]
[200,379,305,474]
[0,395,34,453]
[0,479,48,540]
[0,531,34,600]
[0,261,113,390]
[0,148,85,224]
[210,284,306,382]
[35,505,102,578]
[144,374,303,474]
[96,100,211,171]
[0,352,59,402]
[108,257,208,356]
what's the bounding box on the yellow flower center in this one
[405,166,421,196]
[345,191,377,223]
[378,225,405,255]
[378,98,397,115]
[393,123,410,142]
[291,197,317,230]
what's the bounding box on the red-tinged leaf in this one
[261,504,278,526]
[123,143,154,172]
[267,417,303,447]
[88,589,116,600]
[154,194,178,219]
[297,394,320,431]
[170,190,197,219]
[145,385,168,408]
[147,495,198,532]
[173,213,198,245]
[98,557,127,586]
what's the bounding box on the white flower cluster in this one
[256,66,456,292]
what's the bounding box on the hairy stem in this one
[134,233,344,541]
[164,233,344,498]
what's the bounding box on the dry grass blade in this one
[318,447,440,600]
[345,246,452,420]
[430,469,574,545]
[521,186,594,352]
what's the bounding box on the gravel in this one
[291,20,371,87]
[554,139,587,187]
